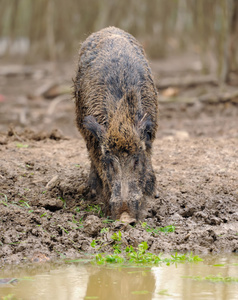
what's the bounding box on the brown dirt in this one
[0,62,238,266]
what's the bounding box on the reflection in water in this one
[0,264,89,300]
[152,255,238,300]
[0,254,237,300]
[85,267,155,300]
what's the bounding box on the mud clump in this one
[74,26,158,221]
[84,215,103,237]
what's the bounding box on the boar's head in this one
[83,91,156,221]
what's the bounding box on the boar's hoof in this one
[119,212,136,224]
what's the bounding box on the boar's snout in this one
[109,180,144,221]
[119,212,136,224]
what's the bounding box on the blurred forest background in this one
[0,0,238,82]
[0,0,238,137]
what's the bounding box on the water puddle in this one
[0,254,237,300]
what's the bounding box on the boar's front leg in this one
[87,163,103,198]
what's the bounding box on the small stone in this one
[46,175,59,190]
[209,217,222,225]
[174,130,189,140]
[172,213,183,221]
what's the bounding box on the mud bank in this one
[0,122,237,265]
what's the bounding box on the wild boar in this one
[74,27,158,222]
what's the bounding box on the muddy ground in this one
[0,60,238,266]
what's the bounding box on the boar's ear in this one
[137,114,153,145]
[83,116,105,142]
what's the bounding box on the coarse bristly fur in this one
[74,26,158,221]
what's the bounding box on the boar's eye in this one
[134,157,139,169]
[137,115,153,144]
[109,160,114,171]
[146,131,152,141]
[105,158,115,171]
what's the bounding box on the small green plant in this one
[17,194,32,209]
[131,290,149,295]
[183,274,238,283]
[18,199,31,208]
[112,243,121,254]
[111,231,122,242]
[91,240,97,248]
[90,231,123,252]
[158,289,172,296]
[100,227,109,234]
[75,206,80,213]
[141,222,175,235]
[0,193,8,206]
[1,294,17,300]
[159,225,175,233]
[111,231,122,253]
[102,218,115,223]
[186,252,203,262]
[8,242,21,245]
[59,197,66,208]
[85,204,103,217]
[91,240,203,266]
[54,249,66,259]
[127,242,162,264]
[68,215,83,229]
[16,143,29,148]
[95,253,124,264]
[58,225,69,234]
[71,215,78,224]
[125,245,134,253]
